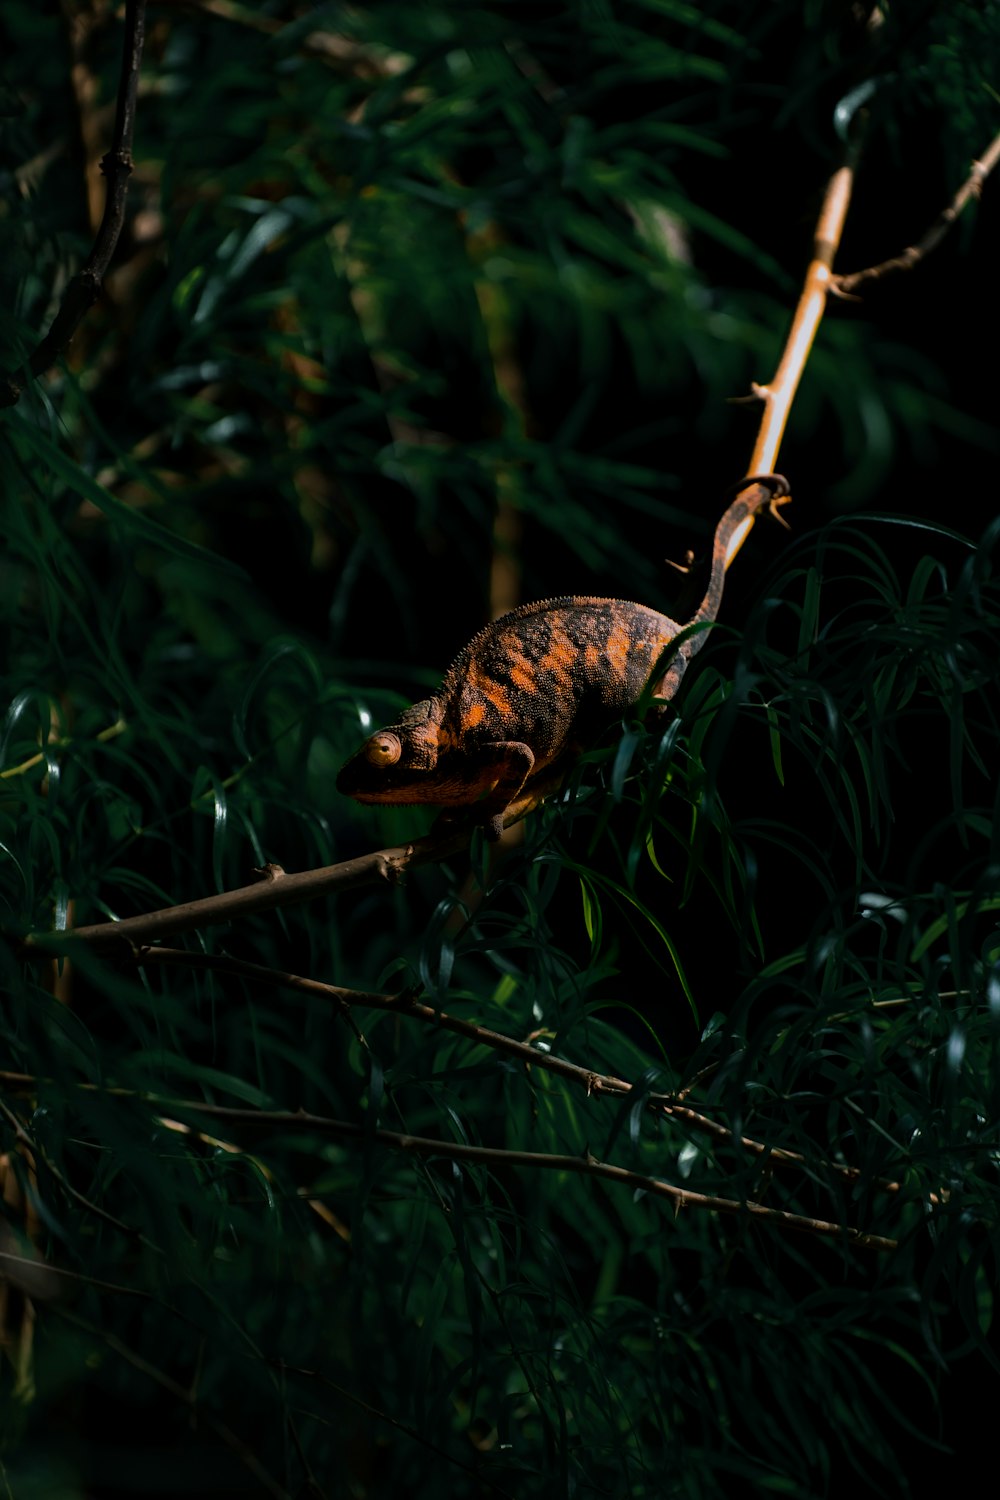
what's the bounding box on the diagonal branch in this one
[16,930,915,1206]
[23,826,472,950]
[0,1063,896,1249]
[834,130,1000,294]
[724,128,864,570]
[1,1,148,409]
[134,945,905,1197]
[154,1100,898,1251]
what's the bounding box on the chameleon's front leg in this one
[474,741,535,840]
[427,741,533,841]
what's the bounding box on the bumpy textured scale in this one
[337,479,788,840]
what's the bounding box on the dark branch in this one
[0,1063,896,1249]
[135,945,907,1198]
[156,1100,899,1251]
[834,130,1000,294]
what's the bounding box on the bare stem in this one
[134,946,905,1197]
[0,1057,897,1247]
[152,1099,898,1251]
[724,131,864,570]
[4,936,908,1247]
[835,130,1000,293]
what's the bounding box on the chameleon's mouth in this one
[339,766,508,809]
[345,790,425,807]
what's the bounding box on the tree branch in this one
[1,1,148,409]
[15,934,912,1206]
[24,826,472,950]
[834,130,1000,294]
[1,942,905,1248]
[723,128,864,570]
[152,1100,898,1251]
[0,1063,895,1250]
[9,1062,893,1248]
[133,945,906,1197]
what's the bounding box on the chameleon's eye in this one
[365,733,401,767]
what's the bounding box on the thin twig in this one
[153,1100,897,1251]
[0,1094,141,1240]
[834,130,1000,294]
[156,0,400,70]
[0,1061,895,1248]
[0,1248,151,1304]
[133,946,904,1196]
[1,1,148,408]
[0,717,127,781]
[9,936,917,1206]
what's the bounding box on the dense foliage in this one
[1,3,998,1496]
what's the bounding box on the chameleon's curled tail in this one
[653,473,791,703]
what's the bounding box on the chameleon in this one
[337,476,789,841]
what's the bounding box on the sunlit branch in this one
[726,130,864,569]
[23,827,472,949]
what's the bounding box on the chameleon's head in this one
[336,700,443,807]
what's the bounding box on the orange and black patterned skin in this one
[337,480,787,840]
